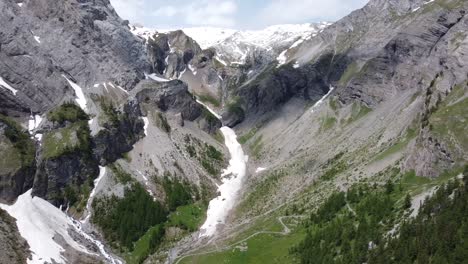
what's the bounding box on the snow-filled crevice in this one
[310,86,335,113]
[63,76,88,112]
[194,103,249,237]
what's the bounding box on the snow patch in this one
[199,127,248,237]
[215,56,228,66]
[34,133,43,142]
[116,85,129,94]
[28,115,42,133]
[17,2,23,7]
[146,73,170,82]
[63,76,87,112]
[34,36,41,43]
[81,166,107,224]
[276,50,288,67]
[142,117,149,136]
[255,167,267,173]
[0,190,92,264]
[0,76,18,95]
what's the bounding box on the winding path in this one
[174,215,306,264]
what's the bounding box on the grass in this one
[429,83,468,153]
[109,163,134,184]
[42,123,80,159]
[197,94,221,108]
[249,136,264,160]
[0,114,36,167]
[346,102,372,124]
[399,166,465,197]
[0,138,22,174]
[181,230,305,264]
[320,116,337,131]
[126,224,164,264]
[329,97,338,111]
[373,127,418,162]
[155,112,171,133]
[167,203,206,232]
[339,62,359,86]
[179,212,305,264]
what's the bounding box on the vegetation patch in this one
[292,168,468,264]
[320,116,337,131]
[184,135,224,176]
[92,183,167,251]
[339,62,359,86]
[346,102,372,124]
[373,127,418,162]
[0,114,36,169]
[249,136,264,160]
[167,203,206,232]
[162,175,193,211]
[48,103,89,125]
[42,121,92,159]
[109,163,134,184]
[197,93,221,107]
[155,112,171,133]
[429,82,468,153]
[125,224,165,264]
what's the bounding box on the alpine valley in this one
[0,0,467,264]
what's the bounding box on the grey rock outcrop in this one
[0,209,31,264]
[135,80,203,121]
[32,152,99,207]
[93,100,145,165]
[0,0,150,117]
[0,119,35,204]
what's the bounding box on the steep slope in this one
[173,0,468,262]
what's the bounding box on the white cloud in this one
[258,0,368,26]
[153,0,238,27]
[153,6,178,17]
[109,0,145,22]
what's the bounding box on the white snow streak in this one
[0,76,18,95]
[196,99,222,119]
[81,166,107,224]
[17,3,23,7]
[28,115,42,133]
[256,167,267,173]
[199,127,248,237]
[310,86,335,113]
[146,73,170,82]
[276,50,288,67]
[142,117,149,136]
[63,76,87,112]
[34,36,41,43]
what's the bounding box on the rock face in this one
[93,100,145,165]
[0,209,30,264]
[136,80,203,121]
[146,30,203,78]
[0,119,35,204]
[32,152,99,207]
[135,80,222,133]
[0,0,150,117]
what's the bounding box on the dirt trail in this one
[174,215,306,264]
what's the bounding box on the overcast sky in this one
[109,0,369,29]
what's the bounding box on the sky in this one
[109,0,369,30]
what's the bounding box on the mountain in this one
[0,0,467,263]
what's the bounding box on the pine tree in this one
[404,193,412,209]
